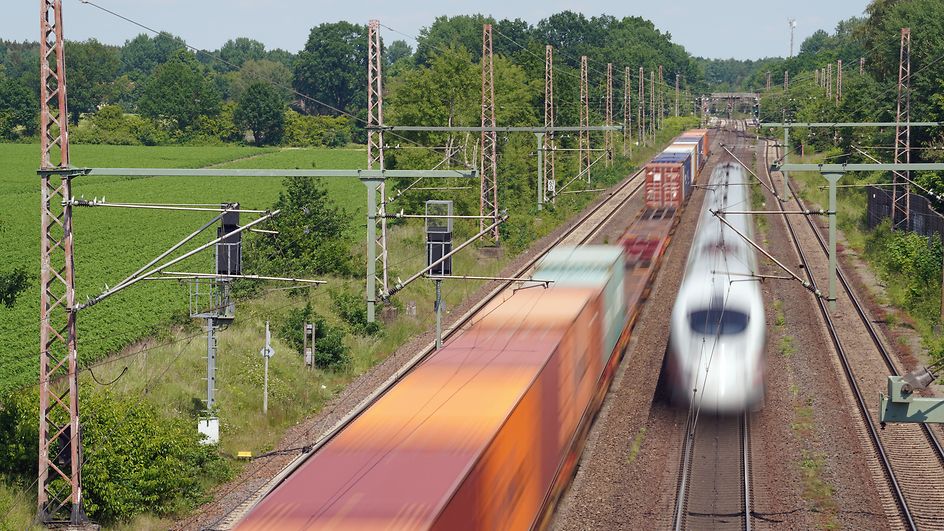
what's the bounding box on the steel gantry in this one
[579,55,590,180]
[480,24,499,243]
[367,20,389,296]
[893,27,912,230]
[37,0,87,525]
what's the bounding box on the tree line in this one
[0,11,703,148]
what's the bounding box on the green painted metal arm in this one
[879,376,944,426]
[773,163,944,173]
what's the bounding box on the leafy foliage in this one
[282,111,352,147]
[0,73,36,140]
[866,220,943,313]
[0,387,229,523]
[235,82,286,145]
[293,22,368,115]
[331,290,380,336]
[278,301,350,371]
[138,50,221,130]
[244,177,357,277]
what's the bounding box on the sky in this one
[3,0,870,60]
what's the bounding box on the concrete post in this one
[363,177,382,323]
[435,279,443,349]
[783,127,791,201]
[206,318,216,411]
[824,172,842,312]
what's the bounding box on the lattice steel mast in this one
[605,63,613,166]
[38,0,87,524]
[623,66,632,156]
[480,24,499,242]
[366,20,388,296]
[836,59,843,103]
[893,27,912,230]
[579,55,590,180]
[637,67,645,146]
[544,45,555,199]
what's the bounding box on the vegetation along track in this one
[763,138,944,530]
[672,124,753,531]
[211,155,650,529]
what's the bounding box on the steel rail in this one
[774,141,944,468]
[763,140,918,530]
[212,155,650,529]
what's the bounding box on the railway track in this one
[671,123,753,531]
[212,149,650,529]
[762,139,944,530]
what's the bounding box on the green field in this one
[0,144,367,393]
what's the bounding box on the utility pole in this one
[605,63,613,166]
[788,19,797,57]
[303,322,315,369]
[766,70,772,92]
[579,55,590,181]
[815,68,820,87]
[658,65,664,130]
[543,45,554,209]
[674,73,680,117]
[859,56,865,75]
[260,321,274,415]
[649,70,655,143]
[623,66,632,156]
[366,20,388,302]
[893,27,912,231]
[836,59,842,103]
[37,0,87,524]
[638,67,645,146]
[480,24,499,243]
[826,63,832,98]
[784,70,789,92]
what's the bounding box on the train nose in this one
[688,337,758,413]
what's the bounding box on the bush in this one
[278,302,351,371]
[282,111,352,147]
[865,219,943,314]
[0,388,229,524]
[331,290,380,336]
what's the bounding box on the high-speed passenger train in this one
[667,162,766,412]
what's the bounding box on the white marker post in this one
[261,321,275,415]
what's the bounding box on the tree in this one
[229,59,293,102]
[65,39,121,123]
[386,40,413,67]
[243,177,356,277]
[235,82,286,145]
[138,50,221,130]
[0,74,36,139]
[120,32,187,80]
[293,21,367,115]
[217,38,266,72]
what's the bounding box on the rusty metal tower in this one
[480,24,499,242]
[658,65,664,130]
[543,45,555,200]
[826,63,832,98]
[579,55,590,181]
[893,27,912,230]
[815,68,820,87]
[859,57,865,75]
[37,0,87,525]
[836,59,843,103]
[767,71,772,92]
[674,73,680,117]
[784,70,789,91]
[605,63,613,166]
[367,20,388,295]
[623,66,632,156]
[649,69,655,141]
[637,67,644,146]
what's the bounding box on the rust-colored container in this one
[645,160,687,209]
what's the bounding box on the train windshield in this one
[688,309,749,335]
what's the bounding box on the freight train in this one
[667,162,766,413]
[236,128,713,530]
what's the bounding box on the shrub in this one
[282,111,352,147]
[331,290,380,336]
[278,302,351,371]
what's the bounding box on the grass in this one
[0,144,366,394]
[799,451,839,528]
[626,427,647,464]
[779,335,796,358]
[0,480,39,531]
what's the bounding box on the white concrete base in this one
[198,417,219,445]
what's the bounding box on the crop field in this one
[0,144,366,393]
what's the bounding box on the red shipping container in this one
[645,161,685,209]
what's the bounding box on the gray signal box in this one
[426,200,453,276]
